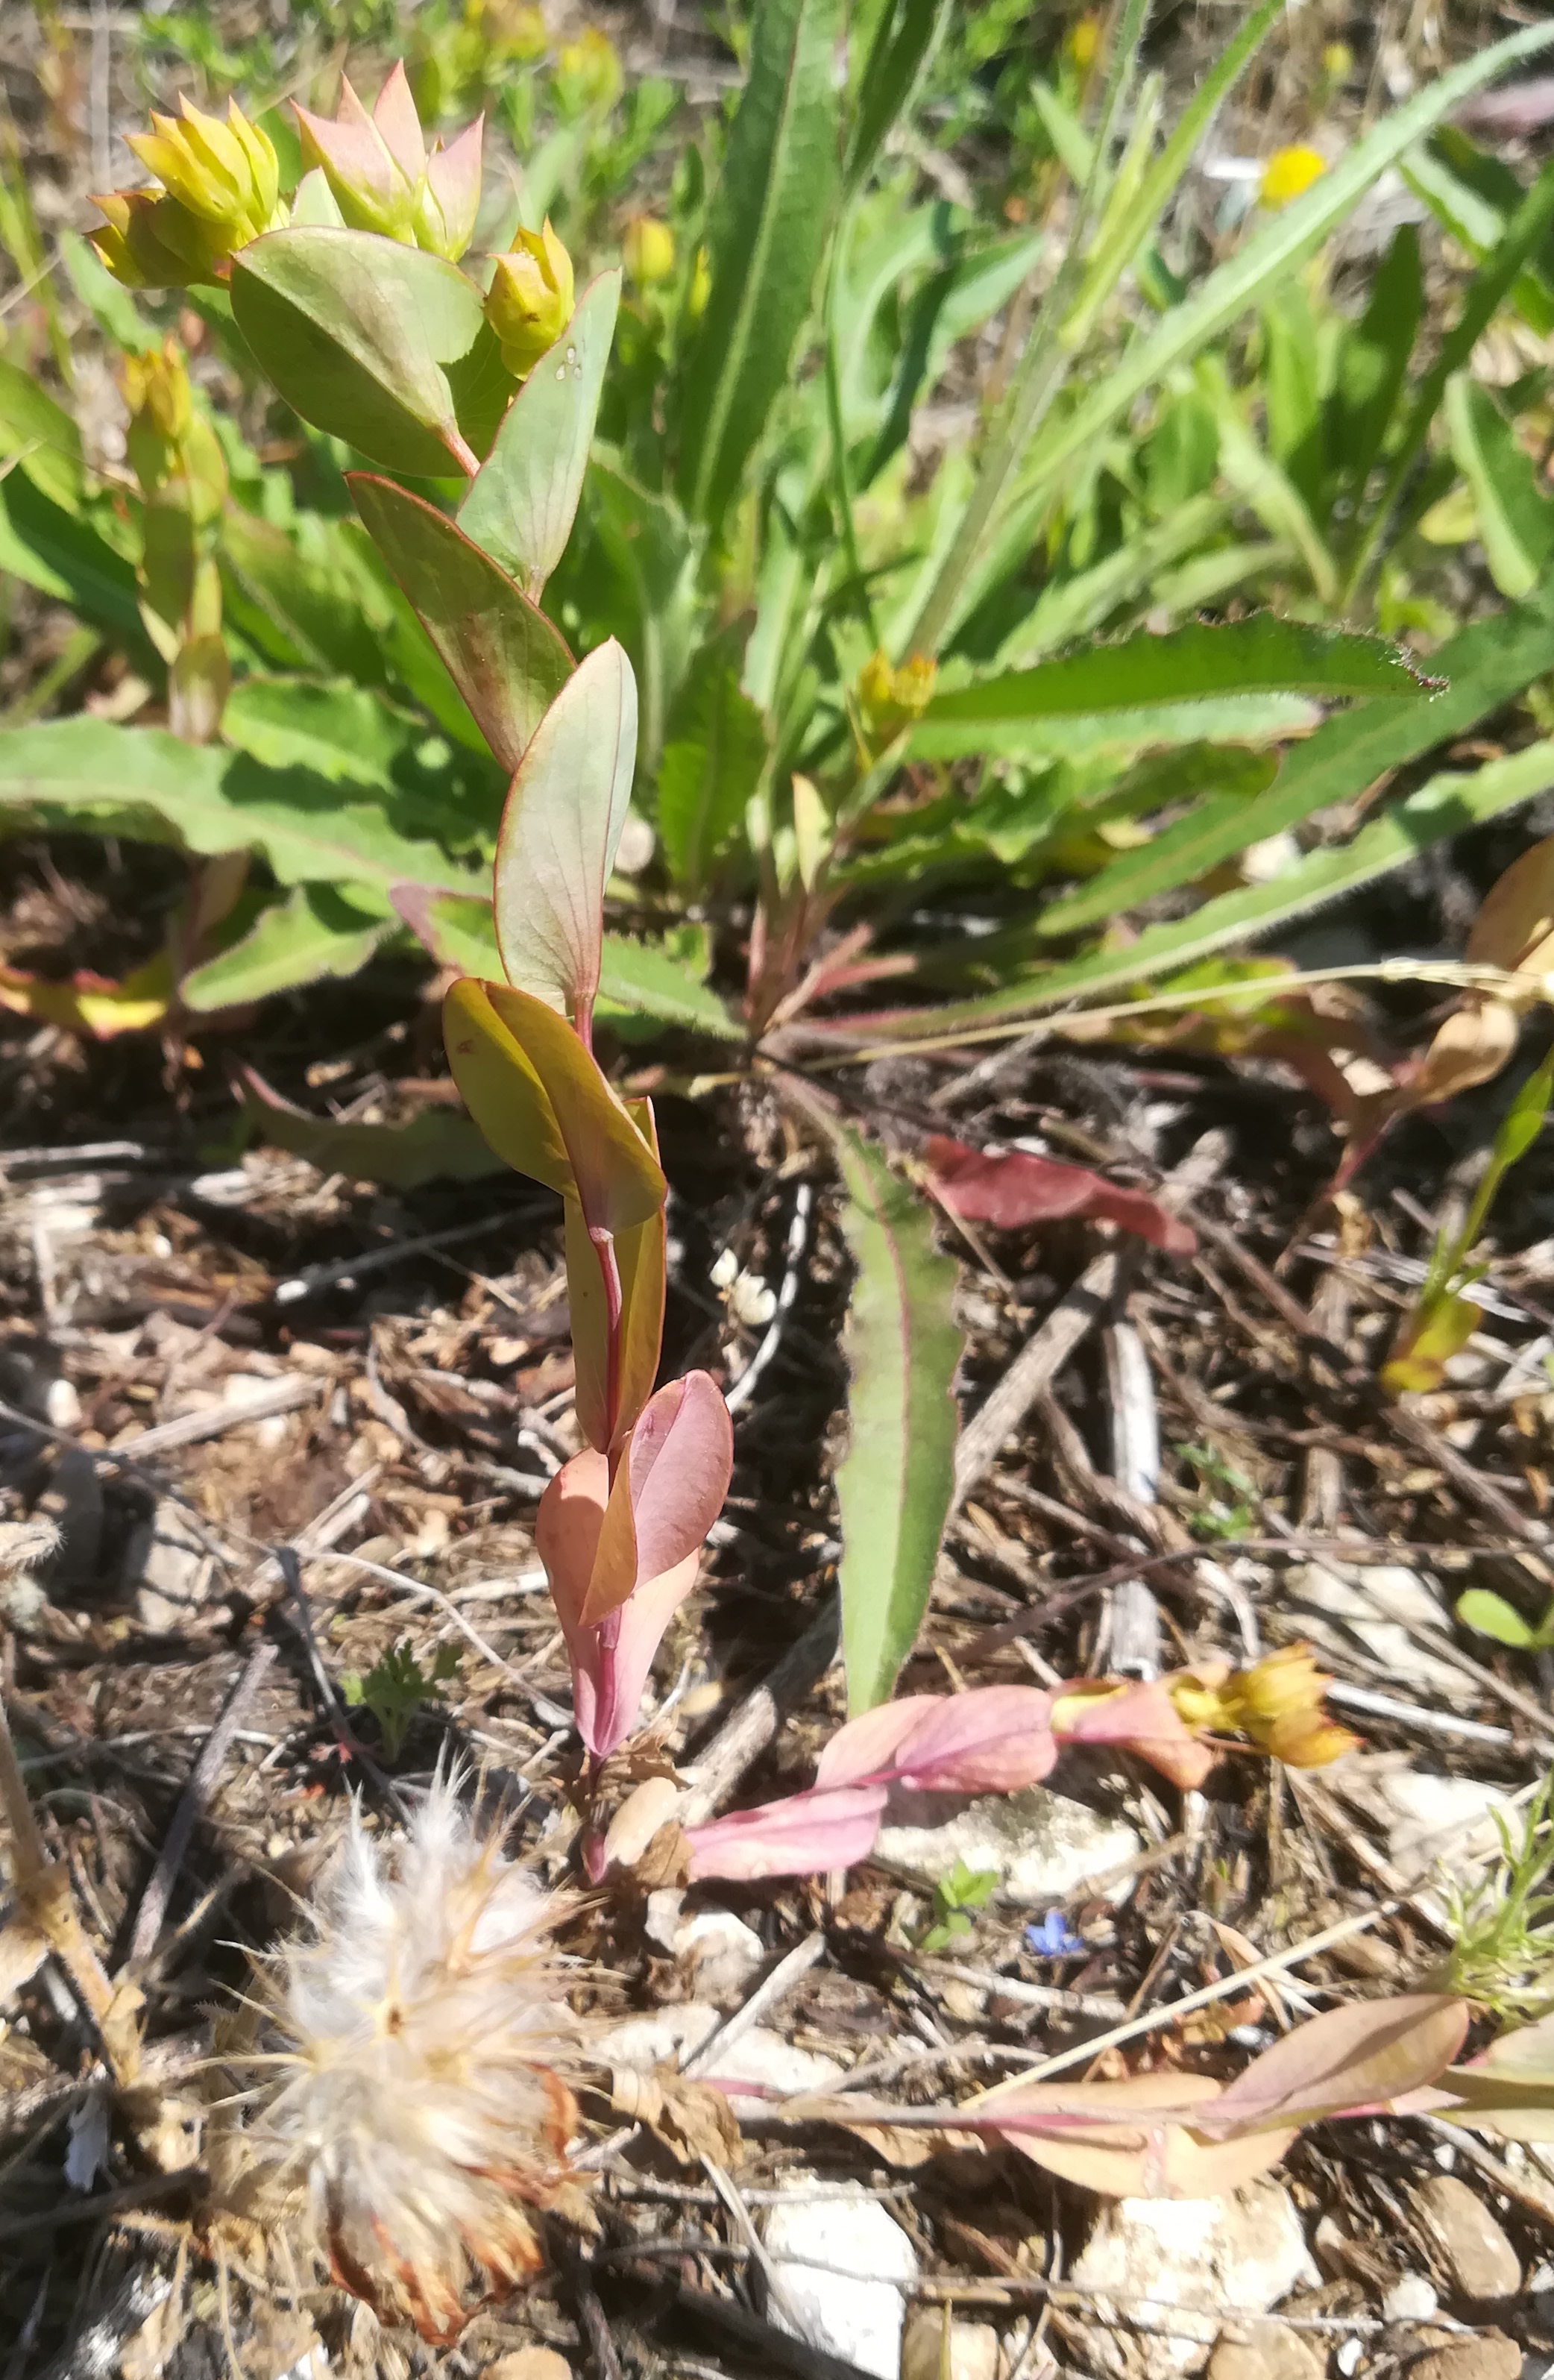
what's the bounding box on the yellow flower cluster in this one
[92,96,286,286]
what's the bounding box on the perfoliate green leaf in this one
[231,226,510,475]
[444,976,666,1235]
[494,637,637,1020]
[824,1120,963,1714]
[459,270,620,595]
[676,0,842,527]
[347,473,573,771]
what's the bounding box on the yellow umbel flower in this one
[623,215,676,288]
[1259,145,1327,210]
[92,95,286,286]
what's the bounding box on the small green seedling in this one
[342,1641,460,1761]
[1442,1765,1554,2021]
[1175,1442,1258,1541]
[918,1856,1000,1955]
[1456,1589,1554,1652]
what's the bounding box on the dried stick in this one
[126,1642,277,1966]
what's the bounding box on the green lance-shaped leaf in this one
[851,733,1554,1040]
[676,0,842,528]
[845,0,951,194]
[240,1067,503,1189]
[493,637,637,1021]
[230,226,512,476]
[180,883,393,1011]
[0,716,482,894]
[1037,586,1554,935]
[656,635,770,894]
[459,270,620,597]
[1445,374,1554,600]
[826,1120,963,1715]
[910,616,1438,764]
[444,975,665,1237]
[1010,16,1554,519]
[347,474,573,773]
[221,676,427,788]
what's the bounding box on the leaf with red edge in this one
[1197,1993,1470,2138]
[816,1686,1056,1795]
[685,1785,890,1883]
[925,1135,1195,1255]
[1051,1678,1217,1789]
[978,2073,1292,2198]
[581,1372,733,1626]
[567,1096,665,1452]
[347,473,573,771]
[493,636,638,1022]
[443,976,664,1234]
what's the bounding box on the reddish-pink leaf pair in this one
[537,1373,732,1759]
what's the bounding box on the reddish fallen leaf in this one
[924,1135,1195,1255]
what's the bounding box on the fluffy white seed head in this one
[217,1776,584,2344]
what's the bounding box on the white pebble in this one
[1382,2273,1437,2323]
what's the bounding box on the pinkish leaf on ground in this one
[924,1135,1195,1255]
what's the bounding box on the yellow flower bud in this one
[484,219,576,379]
[556,25,622,112]
[623,215,676,289]
[1065,13,1102,68]
[1259,144,1327,211]
[1321,42,1353,83]
[858,647,937,732]
[688,244,711,321]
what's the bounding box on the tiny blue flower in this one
[1025,1909,1085,1959]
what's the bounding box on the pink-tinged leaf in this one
[1051,1680,1218,1789]
[371,60,426,177]
[579,1372,731,1627]
[579,1549,702,1759]
[1198,1994,1470,2138]
[424,116,482,256]
[535,1450,704,1757]
[814,1697,945,1789]
[292,93,400,213]
[924,1135,1196,1256]
[494,638,638,1023]
[443,976,665,1236]
[978,2072,1293,2199]
[816,1687,1057,1796]
[627,1372,733,1588]
[686,1785,890,1883]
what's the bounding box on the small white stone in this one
[710,2026,844,2107]
[597,2003,721,2072]
[710,1246,739,1290]
[44,1377,81,1430]
[1069,2182,1318,2379]
[1335,2343,1362,2378]
[643,1887,684,1951]
[730,1271,777,1328]
[764,2178,918,2380]
[876,1783,1141,1908]
[1382,2273,1437,2324]
[673,1908,765,2002]
[1377,1771,1512,1871]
